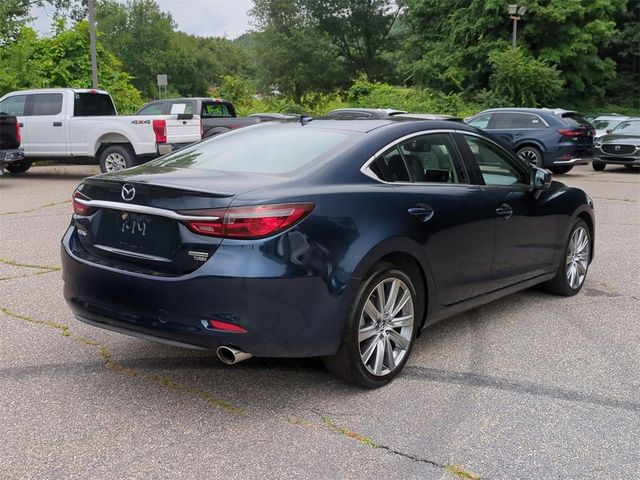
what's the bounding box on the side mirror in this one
[531,167,552,189]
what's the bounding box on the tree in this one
[0,21,143,113]
[488,48,563,107]
[404,0,627,103]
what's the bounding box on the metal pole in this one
[512,17,518,49]
[87,0,98,88]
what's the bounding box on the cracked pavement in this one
[1,164,638,479]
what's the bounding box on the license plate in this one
[120,212,151,238]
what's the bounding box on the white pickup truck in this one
[0,88,202,173]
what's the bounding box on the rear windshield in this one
[74,92,116,116]
[561,112,590,127]
[150,126,354,174]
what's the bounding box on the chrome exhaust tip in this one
[216,345,252,365]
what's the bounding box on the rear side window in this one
[137,103,165,115]
[74,93,116,116]
[30,94,63,116]
[561,112,590,127]
[488,112,546,129]
[0,95,27,116]
[202,102,231,118]
[151,126,353,174]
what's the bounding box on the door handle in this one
[495,203,513,220]
[53,122,62,127]
[408,204,434,222]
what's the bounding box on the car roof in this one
[593,115,629,121]
[327,108,407,116]
[146,97,232,103]
[299,118,475,134]
[478,107,581,116]
[1,88,110,96]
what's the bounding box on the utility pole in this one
[508,5,527,49]
[87,0,98,88]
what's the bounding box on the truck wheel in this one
[5,159,32,174]
[99,145,135,173]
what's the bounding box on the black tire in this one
[517,146,543,167]
[592,160,606,171]
[5,159,32,174]
[323,263,420,388]
[548,166,573,174]
[99,145,135,173]
[542,219,591,296]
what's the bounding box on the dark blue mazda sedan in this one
[62,119,595,387]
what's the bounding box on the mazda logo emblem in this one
[121,184,136,201]
[614,145,621,151]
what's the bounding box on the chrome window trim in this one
[360,129,474,186]
[74,198,221,221]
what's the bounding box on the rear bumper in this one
[542,143,592,167]
[0,148,24,167]
[61,226,353,357]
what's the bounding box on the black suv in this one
[466,108,594,174]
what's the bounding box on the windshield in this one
[149,125,355,174]
[611,121,640,136]
[561,112,590,127]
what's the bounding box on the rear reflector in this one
[181,203,315,239]
[208,319,248,333]
[72,191,93,216]
[153,119,167,143]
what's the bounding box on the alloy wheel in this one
[566,226,589,289]
[519,149,539,166]
[104,153,127,172]
[358,277,414,376]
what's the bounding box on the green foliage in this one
[0,22,143,113]
[487,48,564,107]
[404,0,628,104]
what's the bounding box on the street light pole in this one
[508,5,527,49]
[87,0,98,88]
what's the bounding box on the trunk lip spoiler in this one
[74,198,221,222]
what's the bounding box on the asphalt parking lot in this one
[0,164,638,479]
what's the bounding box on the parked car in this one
[466,108,594,174]
[0,112,24,173]
[137,98,260,138]
[0,88,202,173]
[592,118,640,171]
[326,108,407,119]
[62,118,594,388]
[590,114,629,138]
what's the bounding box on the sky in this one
[30,0,254,39]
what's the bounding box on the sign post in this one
[157,74,168,99]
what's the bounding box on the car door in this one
[0,94,28,149]
[23,93,68,156]
[367,131,497,306]
[457,132,558,291]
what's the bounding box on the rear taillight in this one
[72,191,93,216]
[558,129,585,137]
[152,119,167,143]
[208,319,247,333]
[15,122,21,145]
[181,203,315,239]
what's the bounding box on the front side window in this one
[368,133,467,184]
[463,135,528,186]
[30,93,63,116]
[0,95,27,116]
[202,103,231,118]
